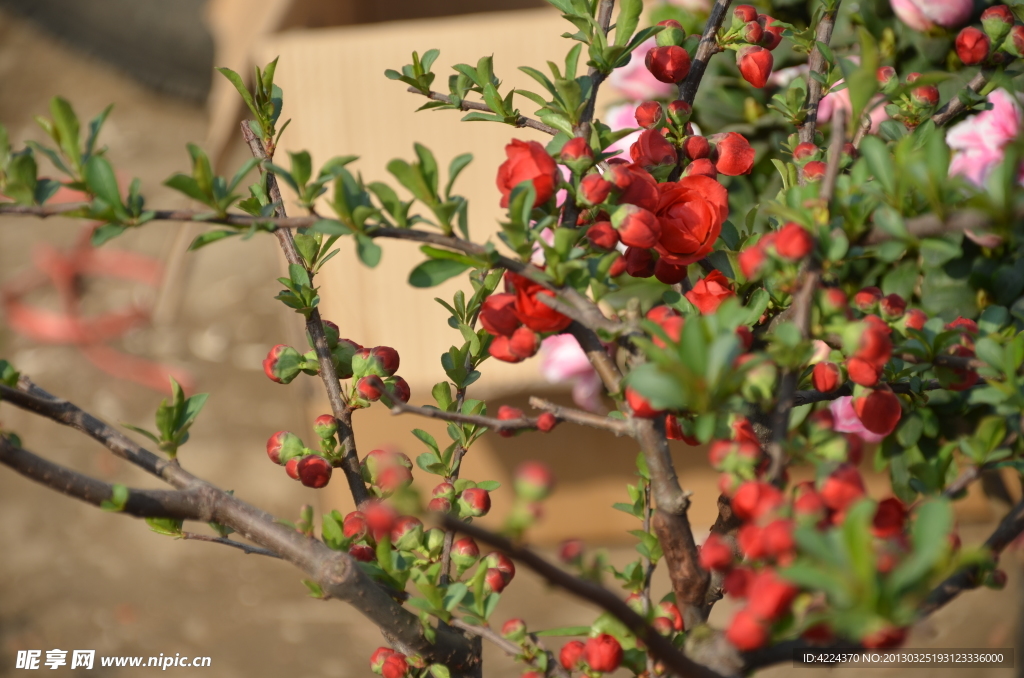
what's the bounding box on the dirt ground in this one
[0,9,1022,678]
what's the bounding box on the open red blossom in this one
[623,246,655,277]
[654,175,729,265]
[506,272,572,333]
[853,386,902,435]
[956,27,990,66]
[736,45,773,88]
[872,497,907,538]
[685,270,735,314]
[631,128,677,167]
[699,533,734,571]
[496,139,558,208]
[480,293,520,337]
[605,163,660,212]
[645,45,691,83]
[727,609,769,651]
[583,634,623,673]
[711,132,756,176]
[774,222,814,259]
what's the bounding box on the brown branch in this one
[798,1,842,145]
[943,466,981,498]
[440,515,728,678]
[678,0,734,104]
[932,70,991,127]
[565,321,623,395]
[390,401,540,432]
[864,208,994,245]
[409,88,559,136]
[180,532,282,558]
[240,122,370,508]
[528,396,632,435]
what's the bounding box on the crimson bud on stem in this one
[956,27,990,66]
[736,45,773,88]
[645,45,691,83]
[296,455,332,488]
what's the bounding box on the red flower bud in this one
[854,386,902,435]
[514,460,556,501]
[584,634,623,673]
[357,375,385,401]
[381,653,409,678]
[313,414,337,440]
[847,357,880,387]
[666,100,692,126]
[732,481,783,521]
[587,221,620,250]
[727,608,769,651]
[656,601,685,632]
[297,455,332,488]
[645,45,692,83]
[712,132,755,176]
[982,5,1014,46]
[758,14,784,50]
[625,386,662,418]
[501,618,528,641]
[655,19,687,47]
[738,523,765,559]
[479,293,520,337]
[608,253,627,277]
[559,641,586,671]
[685,269,735,314]
[387,376,411,403]
[724,566,754,597]
[861,625,907,649]
[1009,25,1024,57]
[343,510,369,540]
[370,647,395,674]
[579,173,613,205]
[682,135,710,160]
[371,346,400,376]
[285,457,301,480]
[263,344,304,384]
[459,487,491,517]
[451,537,480,567]
[794,485,826,518]
[489,335,525,363]
[821,464,867,512]
[876,65,898,92]
[623,246,656,278]
[635,101,664,129]
[699,533,734,571]
[793,142,819,162]
[812,361,842,393]
[390,515,424,550]
[747,569,798,620]
[682,158,717,178]
[762,519,795,560]
[654,257,689,285]
[736,45,773,88]
[904,308,928,330]
[364,501,398,540]
[560,137,594,166]
[266,430,303,465]
[496,139,558,208]
[486,552,516,583]
[802,160,827,181]
[879,293,906,320]
[956,27,990,66]
[537,412,558,432]
[872,497,907,538]
[774,222,813,259]
[911,85,940,108]
[630,129,677,167]
[742,20,764,44]
[853,286,883,311]
[733,4,758,24]
[377,465,413,493]
[508,326,539,360]
[738,242,767,280]
[349,543,375,562]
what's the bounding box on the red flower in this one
[685,270,735,314]
[724,567,754,598]
[738,242,768,279]
[508,326,539,359]
[956,27,990,66]
[736,45,773,88]
[583,634,623,673]
[579,173,613,205]
[758,14,784,50]
[732,481,783,521]
[682,135,710,160]
[738,524,765,559]
[802,161,827,181]
[626,386,662,418]
[559,641,586,670]
[879,293,906,320]
[727,609,768,651]
[630,128,677,167]
[847,357,880,387]
[489,336,526,363]
[496,140,558,208]
[747,569,798,620]
[480,293,520,337]
[623,246,656,278]
[614,205,662,248]
[853,386,902,435]
[912,85,940,108]
[645,45,691,83]
[812,361,842,392]
[761,519,795,560]
[820,464,867,512]
[507,272,572,333]
[634,101,663,129]
[712,132,756,175]
[904,309,927,330]
[733,4,757,22]
[699,533,734,571]
[587,221,619,250]
[853,286,883,311]
[683,158,718,178]
[654,175,729,265]
[775,222,813,259]
[654,257,689,285]
[872,497,906,538]
[560,137,593,165]
[605,163,660,211]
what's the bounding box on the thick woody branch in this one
[528,396,632,435]
[241,123,370,507]
[701,494,742,617]
[798,1,842,145]
[635,417,709,630]
[566,321,623,394]
[408,88,559,136]
[440,515,727,678]
[678,0,734,104]
[932,70,991,127]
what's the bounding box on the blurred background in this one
[0,1,1020,676]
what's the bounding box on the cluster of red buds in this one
[738,221,816,281]
[955,5,1023,66]
[482,271,572,363]
[559,633,624,675]
[700,466,918,651]
[266,422,336,488]
[727,5,784,89]
[426,479,492,518]
[877,69,940,129]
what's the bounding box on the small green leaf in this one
[410,259,471,288]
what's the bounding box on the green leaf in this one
[84,156,122,208]
[216,67,259,120]
[859,136,893,196]
[445,153,473,199]
[310,219,352,235]
[356,234,382,268]
[189,229,241,250]
[409,259,471,288]
[533,625,592,637]
[614,0,642,46]
[145,516,183,536]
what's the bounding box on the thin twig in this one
[528,396,632,435]
[390,401,539,432]
[932,70,991,127]
[409,88,559,136]
[180,532,282,558]
[943,466,981,498]
[240,123,370,507]
[678,0,734,104]
[440,515,728,678]
[798,1,842,146]
[448,620,570,678]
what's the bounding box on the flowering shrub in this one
[2,0,1024,676]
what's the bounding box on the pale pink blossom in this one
[830,396,885,443]
[891,0,972,31]
[947,89,1022,186]
[818,88,889,135]
[530,227,556,267]
[767,64,809,89]
[540,334,605,412]
[607,39,678,102]
[602,103,642,161]
[666,0,711,11]
[809,340,832,364]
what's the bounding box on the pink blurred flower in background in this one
[830,396,885,443]
[818,86,889,135]
[890,0,972,31]
[607,39,678,101]
[665,0,711,10]
[947,89,1022,186]
[602,103,642,160]
[540,335,605,412]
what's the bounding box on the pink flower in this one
[767,64,808,89]
[817,57,888,135]
[540,335,605,412]
[947,89,1022,186]
[830,396,885,444]
[891,0,972,31]
[530,227,556,267]
[608,39,679,101]
[666,0,711,10]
